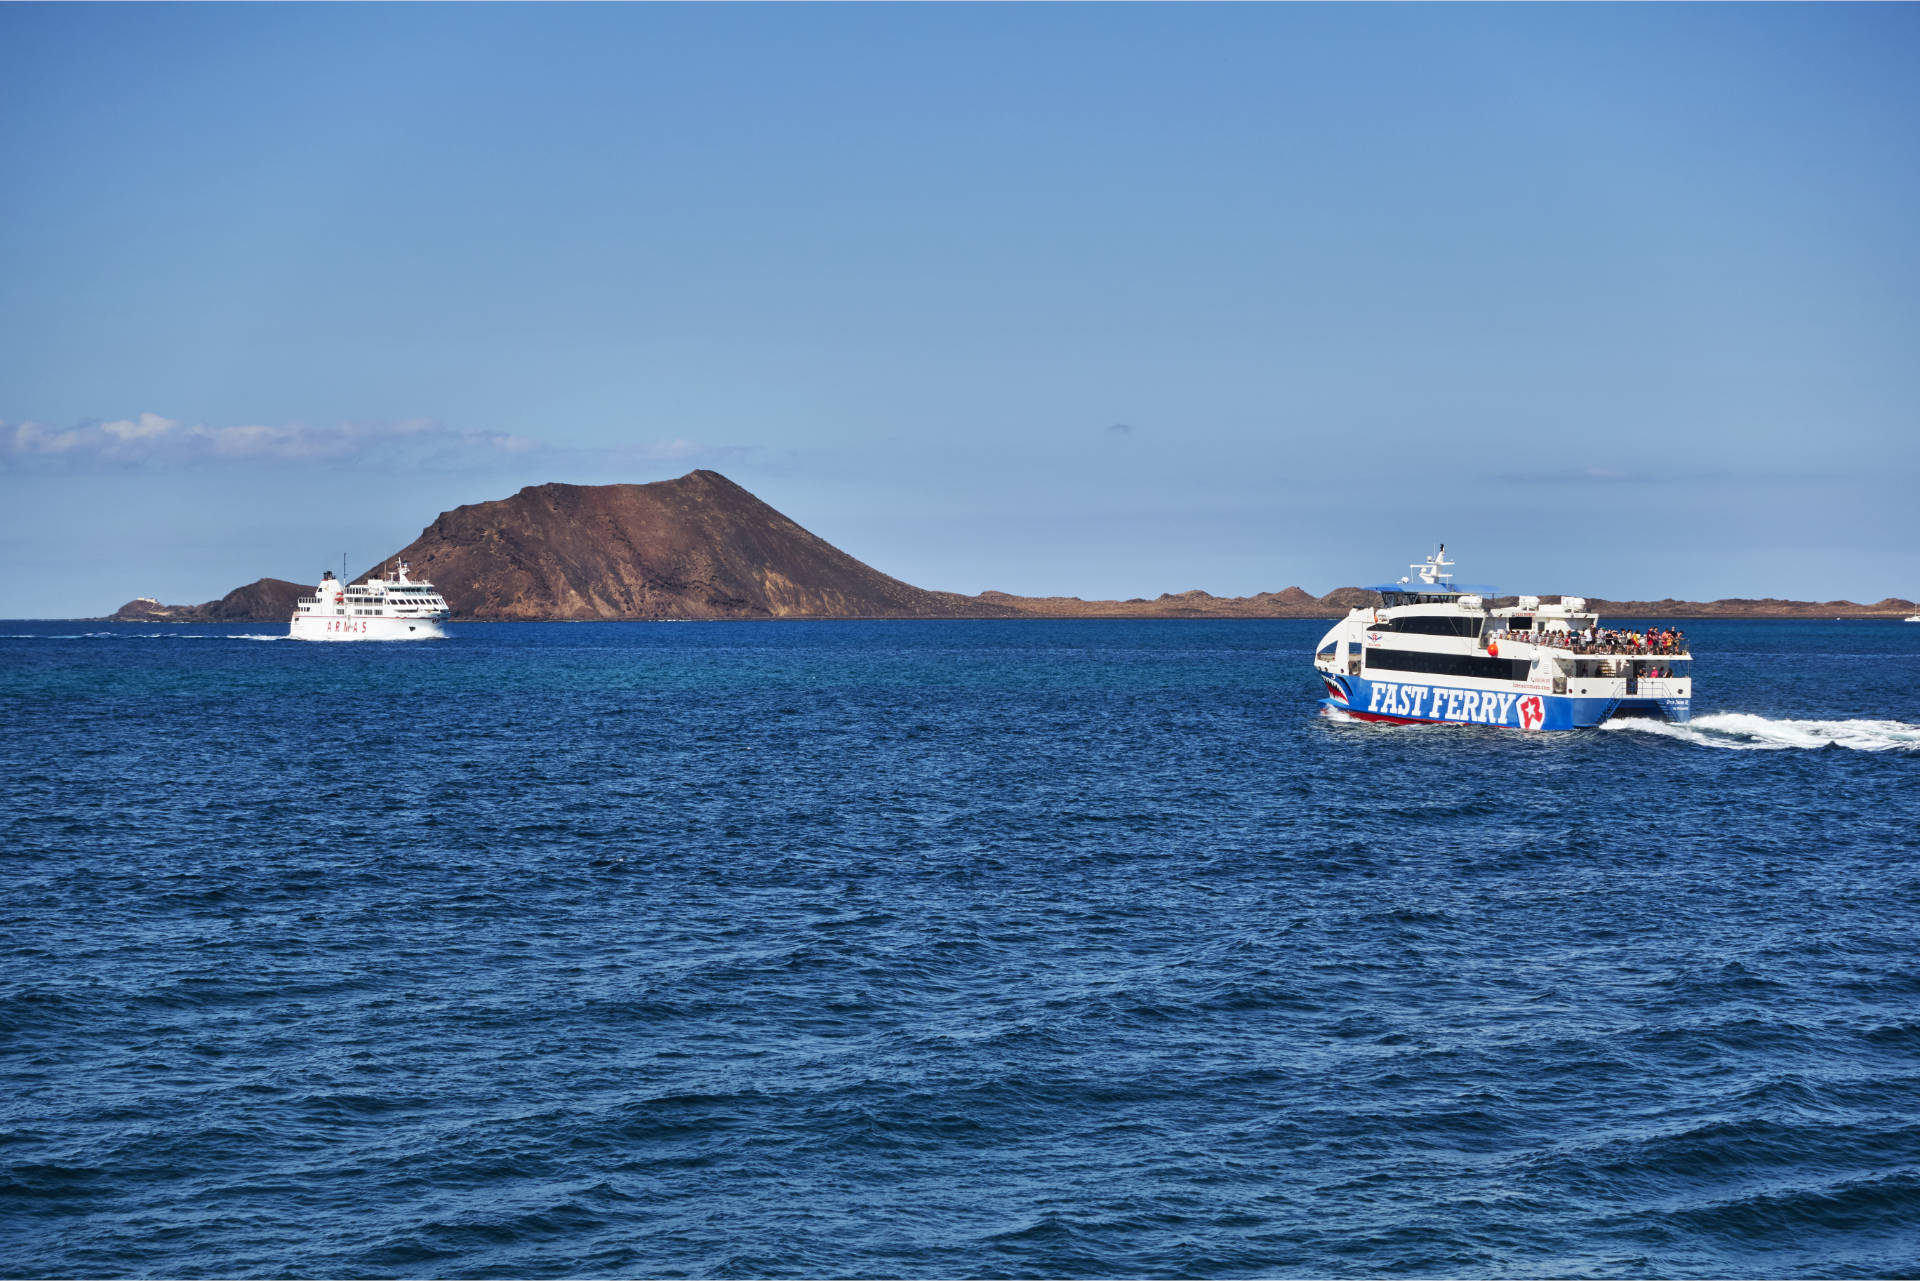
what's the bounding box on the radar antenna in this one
[1410,544,1454,587]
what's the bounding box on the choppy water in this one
[4,618,1918,1278]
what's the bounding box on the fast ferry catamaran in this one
[290,561,450,641]
[1313,547,1691,731]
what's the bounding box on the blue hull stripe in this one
[1320,673,1688,730]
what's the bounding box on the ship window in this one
[1379,615,1481,638]
[1365,648,1530,682]
[1382,592,1463,607]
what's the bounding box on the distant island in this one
[112,470,1917,623]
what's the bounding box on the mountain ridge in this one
[378,470,1016,620]
[111,578,307,623]
[108,471,1917,622]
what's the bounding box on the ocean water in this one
[3,618,1918,1279]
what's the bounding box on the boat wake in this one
[0,631,288,641]
[1602,713,1920,752]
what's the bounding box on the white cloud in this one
[1,414,749,472]
[103,412,177,442]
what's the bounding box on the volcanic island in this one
[112,470,1917,623]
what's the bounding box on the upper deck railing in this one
[1489,627,1689,658]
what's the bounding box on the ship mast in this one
[1409,544,1454,587]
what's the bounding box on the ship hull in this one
[1318,673,1686,731]
[290,616,445,642]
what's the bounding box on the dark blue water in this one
[4,619,1919,1278]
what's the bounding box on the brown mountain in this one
[1316,587,1384,611]
[1569,595,1914,619]
[967,586,1368,619]
[114,473,1914,621]
[111,577,307,623]
[1484,593,1919,619]
[377,469,1016,620]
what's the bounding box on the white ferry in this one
[1313,547,1691,731]
[291,562,449,641]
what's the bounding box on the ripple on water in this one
[3,618,1919,1277]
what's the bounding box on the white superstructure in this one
[290,562,449,641]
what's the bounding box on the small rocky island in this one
[113,578,307,624]
[113,470,1916,623]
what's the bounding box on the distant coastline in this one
[99,593,1919,625]
[102,471,1917,625]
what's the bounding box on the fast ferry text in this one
[1366,682,1545,729]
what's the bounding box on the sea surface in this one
[4,618,1919,1278]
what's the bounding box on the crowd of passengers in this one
[1490,624,1687,656]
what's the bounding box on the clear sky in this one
[4,3,1917,616]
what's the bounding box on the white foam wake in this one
[1,630,287,641]
[1602,713,1920,752]
[0,631,116,639]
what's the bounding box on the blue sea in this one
[4,618,1919,1278]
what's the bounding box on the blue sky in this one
[4,4,1917,616]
